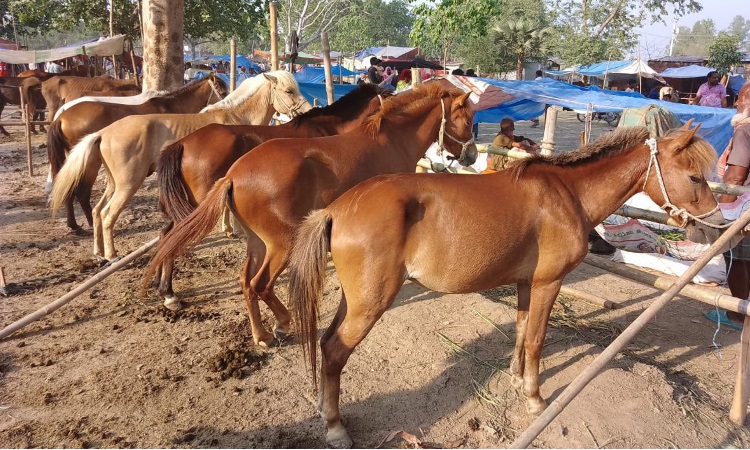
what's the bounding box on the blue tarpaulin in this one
[576,60,633,76]
[729,74,745,94]
[294,65,361,83]
[657,65,715,78]
[473,77,734,153]
[298,82,359,106]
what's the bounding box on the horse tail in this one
[287,209,332,390]
[157,141,195,223]
[142,177,232,294]
[49,132,101,218]
[47,119,69,177]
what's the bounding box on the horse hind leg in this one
[155,221,182,311]
[521,280,563,415]
[239,230,276,347]
[100,181,142,261]
[92,182,114,259]
[254,239,294,340]
[221,205,235,237]
[510,282,531,391]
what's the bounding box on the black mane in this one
[289,83,393,126]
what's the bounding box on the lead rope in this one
[642,138,732,229]
[271,84,307,118]
[435,98,475,164]
[206,78,223,106]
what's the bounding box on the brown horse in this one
[50,71,311,261]
[152,83,393,308]
[41,75,137,119]
[286,123,725,447]
[63,84,142,102]
[47,75,227,231]
[0,76,47,135]
[143,83,477,347]
[18,66,92,80]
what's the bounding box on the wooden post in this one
[511,206,750,448]
[19,86,32,176]
[0,267,6,296]
[269,1,279,71]
[0,238,159,340]
[411,67,421,87]
[129,49,139,88]
[229,38,237,92]
[539,105,559,156]
[321,32,335,105]
[82,46,90,77]
[730,314,750,425]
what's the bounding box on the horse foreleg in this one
[155,221,182,310]
[510,282,531,391]
[522,280,563,415]
[100,182,141,261]
[64,196,81,231]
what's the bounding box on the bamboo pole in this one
[0,238,159,340]
[321,32,335,105]
[129,49,139,88]
[511,207,750,448]
[269,1,279,71]
[19,86,32,176]
[411,67,422,87]
[229,38,237,92]
[540,106,560,156]
[559,285,618,309]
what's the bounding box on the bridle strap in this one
[435,97,474,163]
[206,78,223,106]
[270,82,307,117]
[642,138,730,229]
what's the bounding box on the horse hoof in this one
[525,397,548,416]
[99,256,121,268]
[164,297,183,311]
[326,426,353,449]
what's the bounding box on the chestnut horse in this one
[47,75,227,231]
[143,83,478,347]
[41,75,138,119]
[287,123,725,448]
[50,71,311,261]
[18,66,92,80]
[152,83,393,305]
[0,76,47,135]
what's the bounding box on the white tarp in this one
[0,34,126,64]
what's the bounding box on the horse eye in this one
[689,175,703,184]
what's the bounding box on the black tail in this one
[47,120,68,177]
[157,141,195,223]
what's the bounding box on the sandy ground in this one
[0,114,749,449]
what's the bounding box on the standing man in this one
[367,57,395,86]
[693,70,727,108]
[716,83,750,328]
[531,69,544,127]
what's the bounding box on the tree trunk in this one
[141,0,184,92]
[516,56,523,80]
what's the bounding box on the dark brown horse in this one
[143,83,478,347]
[47,75,227,231]
[0,76,47,135]
[286,123,725,447]
[153,83,393,305]
[41,75,137,120]
[18,66,92,80]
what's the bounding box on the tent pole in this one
[637,39,643,93]
[603,54,611,89]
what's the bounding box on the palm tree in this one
[492,19,552,80]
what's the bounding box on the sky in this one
[635,0,741,58]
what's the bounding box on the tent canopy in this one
[657,64,715,78]
[548,60,658,79]
[188,54,261,72]
[0,34,126,64]
[293,65,360,83]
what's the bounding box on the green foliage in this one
[708,33,743,75]
[672,19,716,56]
[184,0,266,42]
[10,0,140,39]
[492,19,553,79]
[727,15,750,52]
[328,0,413,55]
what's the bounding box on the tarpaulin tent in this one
[656,64,715,78]
[0,34,126,64]
[545,60,657,79]
[294,65,360,83]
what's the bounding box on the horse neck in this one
[378,99,447,163]
[558,143,651,229]
[175,82,213,113]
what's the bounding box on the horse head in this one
[440,89,478,166]
[643,120,725,244]
[206,73,229,104]
[262,71,312,118]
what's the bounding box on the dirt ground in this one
[1,117,750,449]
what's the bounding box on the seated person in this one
[492,118,539,152]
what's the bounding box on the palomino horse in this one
[47,75,227,231]
[287,123,725,448]
[143,83,477,347]
[0,76,47,134]
[151,83,393,308]
[41,75,138,119]
[51,71,310,261]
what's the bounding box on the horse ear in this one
[262,73,278,84]
[679,119,694,131]
[454,92,472,108]
[672,123,702,150]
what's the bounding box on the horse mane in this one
[362,83,460,137]
[161,77,209,98]
[509,126,716,179]
[289,83,393,127]
[200,70,297,112]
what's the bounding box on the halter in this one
[270,82,307,117]
[642,138,730,229]
[435,97,475,163]
[206,78,224,106]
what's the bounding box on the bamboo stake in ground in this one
[269,1,279,71]
[19,86,32,176]
[511,207,750,448]
[320,32,334,105]
[0,238,159,340]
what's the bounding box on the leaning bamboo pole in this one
[321,32,335,105]
[511,206,750,448]
[269,1,279,71]
[0,238,159,340]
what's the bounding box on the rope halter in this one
[206,78,224,106]
[642,138,730,229]
[435,97,475,164]
[270,82,308,118]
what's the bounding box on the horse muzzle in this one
[458,143,478,167]
[685,209,726,244]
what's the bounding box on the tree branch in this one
[595,0,627,37]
